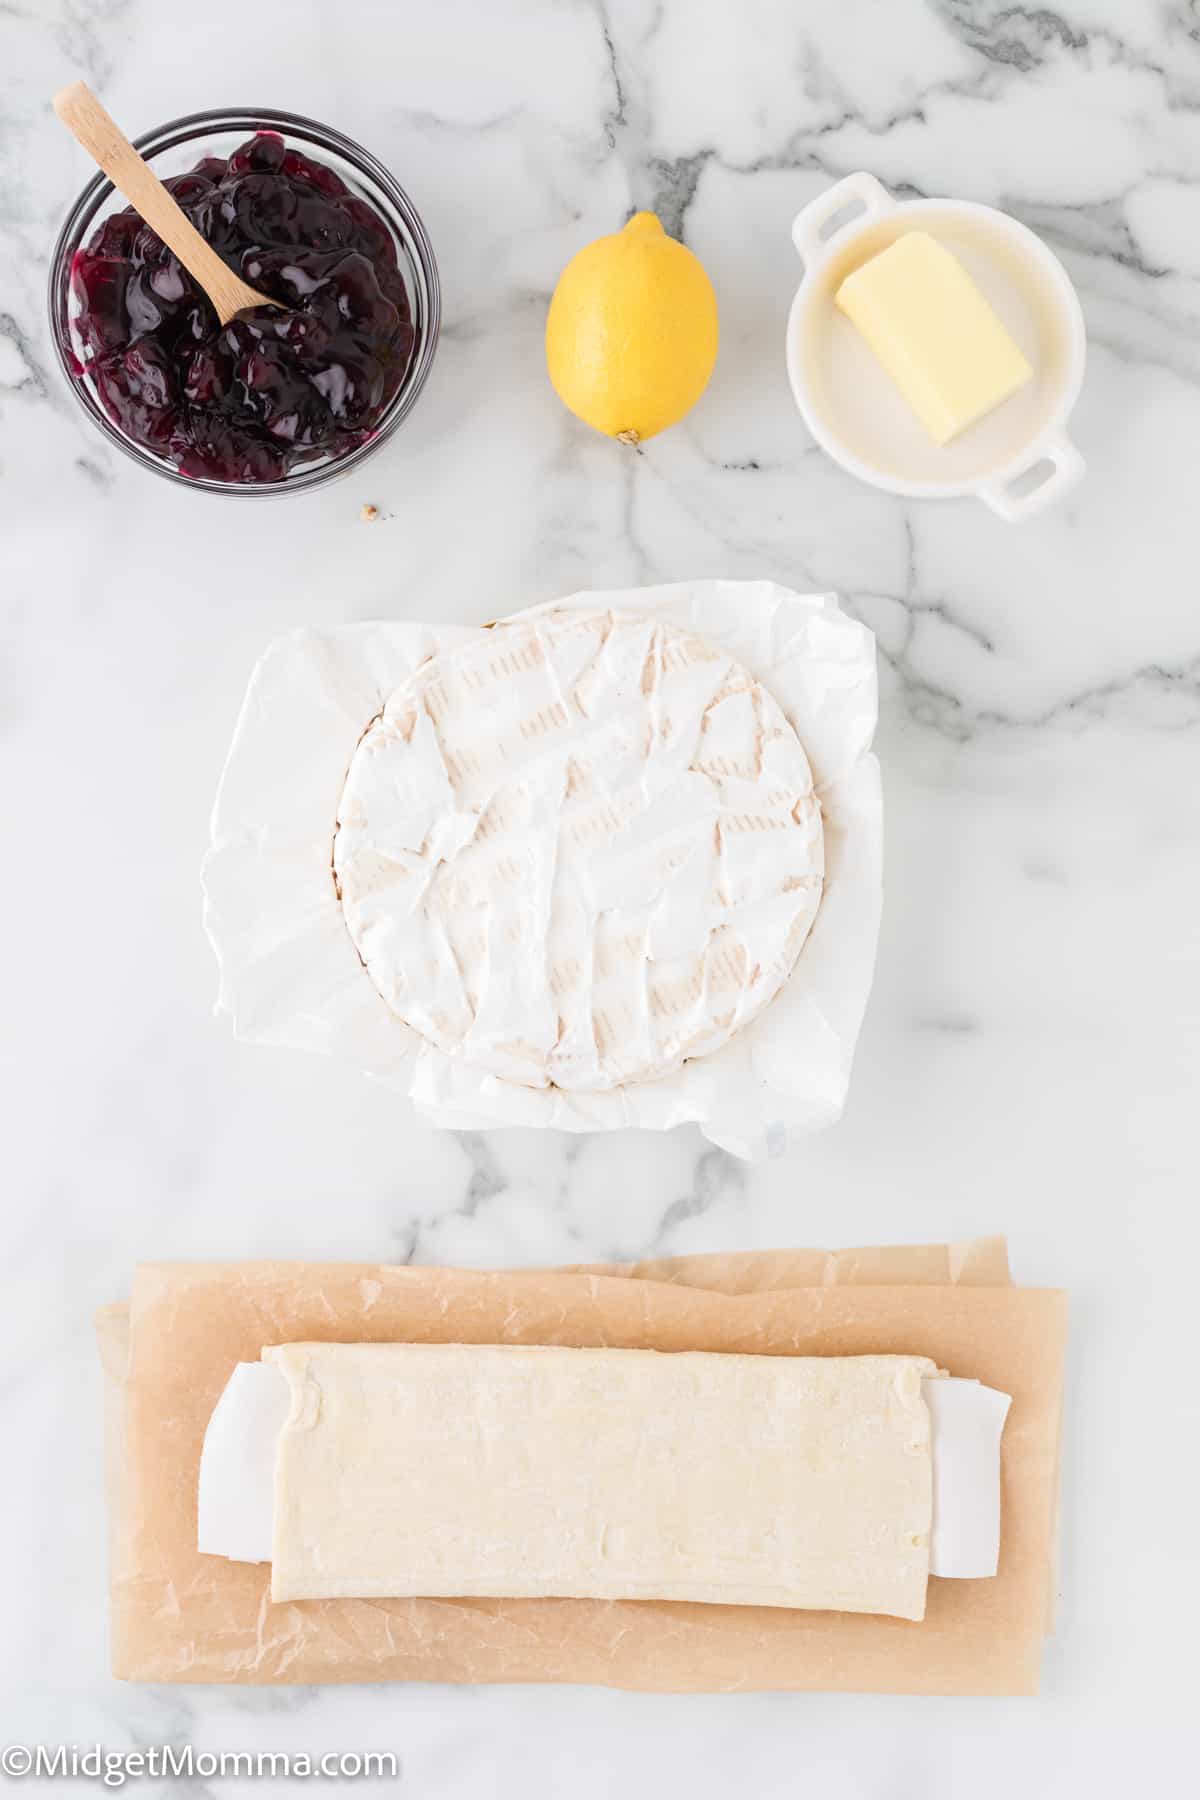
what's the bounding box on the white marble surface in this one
[2,0,1199,1789]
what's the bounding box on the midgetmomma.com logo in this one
[1,1744,401,1786]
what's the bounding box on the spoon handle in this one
[53,81,271,326]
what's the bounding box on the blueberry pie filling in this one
[69,132,415,482]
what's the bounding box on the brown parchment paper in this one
[95,1240,1065,1694]
[574,1235,1013,1293]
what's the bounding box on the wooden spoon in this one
[53,81,278,326]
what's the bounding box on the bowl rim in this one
[47,104,441,498]
[785,194,1087,500]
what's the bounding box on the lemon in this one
[545,212,718,444]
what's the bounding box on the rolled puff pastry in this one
[265,1343,938,1620]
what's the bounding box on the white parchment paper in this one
[202,582,881,1158]
[198,1361,1009,1582]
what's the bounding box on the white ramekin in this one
[785,171,1087,521]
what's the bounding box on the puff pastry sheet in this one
[266,1343,937,1620]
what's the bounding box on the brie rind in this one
[202,583,881,1157]
[333,608,824,1092]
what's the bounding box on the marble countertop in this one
[2,0,1198,1790]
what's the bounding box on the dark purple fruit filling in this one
[70,132,415,483]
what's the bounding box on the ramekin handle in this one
[790,172,894,271]
[978,435,1086,522]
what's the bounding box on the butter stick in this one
[836,231,1032,445]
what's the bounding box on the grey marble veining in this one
[2,0,1199,1791]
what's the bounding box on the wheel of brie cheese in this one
[332,607,825,1092]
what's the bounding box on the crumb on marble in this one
[360,503,379,522]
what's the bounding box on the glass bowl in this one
[47,106,440,497]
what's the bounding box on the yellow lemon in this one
[545,212,718,444]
